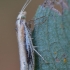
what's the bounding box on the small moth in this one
[16,0,34,70]
[16,0,48,70]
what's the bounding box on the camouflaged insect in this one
[16,0,34,70]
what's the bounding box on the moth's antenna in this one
[21,0,31,11]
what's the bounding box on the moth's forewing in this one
[16,11,34,70]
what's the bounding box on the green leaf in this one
[32,1,70,70]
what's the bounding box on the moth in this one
[16,0,34,70]
[16,0,47,70]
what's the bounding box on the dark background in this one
[0,0,62,70]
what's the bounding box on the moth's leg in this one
[28,15,47,25]
[33,48,49,64]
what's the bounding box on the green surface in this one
[32,1,70,70]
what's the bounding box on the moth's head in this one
[17,11,27,19]
[21,11,27,19]
[16,11,26,33]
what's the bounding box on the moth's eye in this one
[21,16,26,19]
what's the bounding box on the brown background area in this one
[0,0,62,70]
[0,0,44,70]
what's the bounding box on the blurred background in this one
[0,0,62,70]
[0,0,43,70]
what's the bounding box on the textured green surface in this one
[32,1,70,70]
